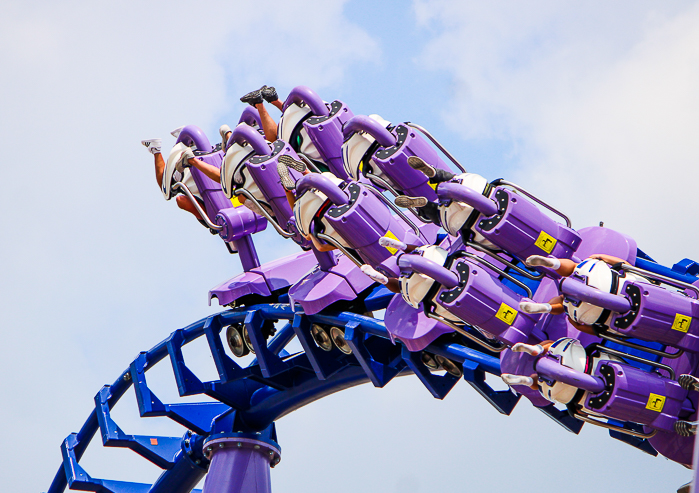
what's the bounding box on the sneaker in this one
[219,124,232,150]
[678,374,699,392]
[277,161,296,190]
[519,301,552,314]
[395,195,428,208]
[170,126,185,138]
[501,374,534,387]
[141,138,162,155]
[360,264,389,285]
[261,85,278,102]
[278,154,307,173]
[407,156,436,178]
[240,87,264,106]
[511,342,545,356]
[379,236,407,252]
[525,255,561,270]
[176,147,195,173]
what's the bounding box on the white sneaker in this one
[176,147,195,173]
[519,301,552,314]
[501,374,534,387]
[379,236,407,252]
[511,342,544,356]
[170,126,185,138]
[219,124,232,150]
[141,138,162,155]
[525,255,560,270]
[361,264,388,285]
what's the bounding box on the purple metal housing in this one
[372,124,451,200]
[302,100,354,179]
[342,116,452,200]
[608,280,699,353]
[471,186,582,262]
[202,435,280,493]
[321,181,429,277]
[288,252,374,315]
[384,295,453,352]
[585,360,691,434]
[434,258,542,346]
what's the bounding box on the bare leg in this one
[255,103,278,142]
[187,157,221,182]
[525,255,577,276]
[270,100,283,112]
[385,278,401,293]
[154,152,165,186]
[285,190,296,209]
[175,195,203,220]
[310,235,336,252]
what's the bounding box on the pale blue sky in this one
[2,1,699,492]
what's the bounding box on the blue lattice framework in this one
[48,299,586,493]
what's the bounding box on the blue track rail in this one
[47,303,512,493]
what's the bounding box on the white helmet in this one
[438,173,491,239]
[293,172,348,246]
[537,338,588,404]
[399,245,449,309]
[562,259,619,326]
[161,142,200,201]
[278,103,322,161]
[341,114,393,184]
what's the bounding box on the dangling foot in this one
[361,264,389,285]
[502,374,535,387]
[261,85,278,103]
[512,342,545,356]
[170,126,185,138]
[678,374,699,392]
[278,154,307,173]
[277,161,296,191]
[525,255,561,270]
[176,147,195,173]
[407,156,436,178]
[675,420,698,437]
[141,138,162,155]
[379,236,407,252]
[219,124,232,150]
[240,87,264,106]
[395,195,428,208]
[519,301,552,314]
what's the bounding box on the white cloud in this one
[0,1,379,490]
[413,0,699,263]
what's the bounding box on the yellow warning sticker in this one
[383,230,399,254]
[231,196,243,208]
[428,181,438,191]
[671,313,692,333]
[495,303,518,325]
[645,393,665,412]
[534,231,557,253]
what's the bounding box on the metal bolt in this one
[237,442,243,448]
[185,439,190,446]
[123,373,131,381]
[195,460,201,465]
[219,443,225,448]
[254,445,260,450]
[206,447,212,453]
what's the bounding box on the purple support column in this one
[202,435,281,493]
